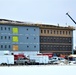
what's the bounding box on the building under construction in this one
[0,19,75,56]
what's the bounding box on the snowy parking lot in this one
[0,65,76,75]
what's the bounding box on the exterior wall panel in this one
[0,25,40,51]
[40,28,74,55]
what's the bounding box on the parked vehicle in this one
[14,57,30,65]
[68,54,76,64]
[37,53,53,58]
[0,55,14,65]
[48,56,67,64]
[28,59,35,65]
[29,55,49,65]
[14,54,30,65]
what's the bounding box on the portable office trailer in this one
[29,55,49,64]
[0,55,14,65]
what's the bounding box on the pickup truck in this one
[14,57,30,65]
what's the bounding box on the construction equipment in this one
[66,13,76,24]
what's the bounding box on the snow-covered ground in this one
[0,65,76,75]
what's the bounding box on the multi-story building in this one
[40,24,74,56]
[0,19,75,56]
[0,19,40,55]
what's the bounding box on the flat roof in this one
[0,19,75,30]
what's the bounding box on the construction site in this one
[0,13,76,65]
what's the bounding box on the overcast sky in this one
[0,0,76,48]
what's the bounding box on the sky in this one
[0,0,76,48]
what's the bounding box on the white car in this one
[49,56,67,64]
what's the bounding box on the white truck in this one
[29,55,49,65]
[68,54,76,64]
[0,55,14,65]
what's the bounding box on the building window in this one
[34,37,36,40]
[8,27,10,31]
[34,29,36,31]
[57,31,58,34]
[12,27,18,34]
[9,45,11,48]
[44,30,46,33]
[1,27,3,30]
[12,36,18,42]
[26,29,28,31]
[54,30,55,34]
[8,36,10,39]
[41,30,43,33]
[47,30,49,34]
[27,45,29,48]
[13,45,18,51]
[5,45,7,48]
[27,37,29,39]
[5,36,7,39]
[34,46,36,48]
[1,36,3,39]
[69,38,71,43]
[50,30,52,34]
[63,31,64,34]
[47,37,49,41]
[66,31,67,35]
[60,31,62,34]
[1,45,3,48]
[69,31,70,35]
[5,27,6,30]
